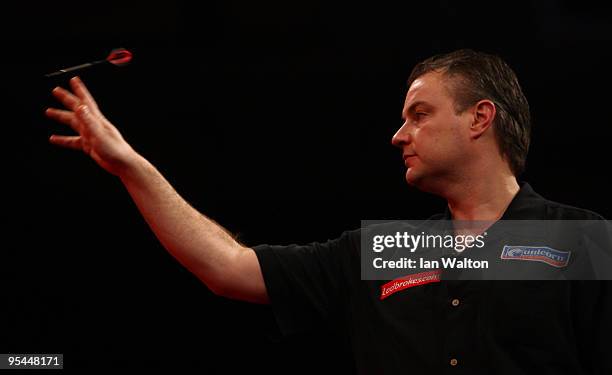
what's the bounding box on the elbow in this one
[205,279,270,305]
[206,281,229,298]
[198,246,270,304]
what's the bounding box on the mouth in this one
[403,154,416,166]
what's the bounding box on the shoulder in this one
[539,198,605,220]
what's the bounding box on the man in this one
[46,49,610,374]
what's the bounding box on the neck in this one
[444,171,520,221]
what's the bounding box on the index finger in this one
[52,86,81,111]
[69,76,100,113]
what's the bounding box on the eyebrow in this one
[401,100,431,120]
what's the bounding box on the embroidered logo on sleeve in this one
[500,245,571,268]
[380,269,442,300]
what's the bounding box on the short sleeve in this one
[252,229,358,337]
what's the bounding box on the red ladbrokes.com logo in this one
[380,269,442,300]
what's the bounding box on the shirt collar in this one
[440,182,548,220]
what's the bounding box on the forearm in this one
[117,153,245,294]
[46,77,267,302]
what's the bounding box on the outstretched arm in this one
[46,77,269,304]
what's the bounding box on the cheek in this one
[414,125,463,164]
[413,127,445,154]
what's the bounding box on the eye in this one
[414,112,427,121]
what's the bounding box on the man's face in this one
[392,71,473,192]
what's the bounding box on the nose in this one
[391,122,411,148]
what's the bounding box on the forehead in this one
[402,71,454,113]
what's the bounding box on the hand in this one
[46,76,138,176]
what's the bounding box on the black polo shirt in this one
[253,183,611,374]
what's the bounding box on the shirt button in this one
[451,298,460,307]
[450,358,458,366]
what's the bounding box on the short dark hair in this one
[407,49,531,176]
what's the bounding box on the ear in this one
[469,100,496,139]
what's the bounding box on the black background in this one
[3,0,612,372]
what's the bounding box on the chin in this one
[405,168,421,187]
[405,168,436,193]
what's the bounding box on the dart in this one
[45,48,133,78]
